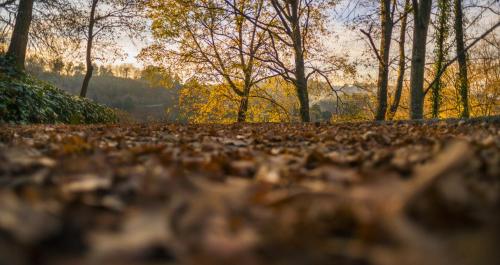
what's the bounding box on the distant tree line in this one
[24,57,182,121]
[1,0,145,97]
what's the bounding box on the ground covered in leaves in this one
[0,120,499,265]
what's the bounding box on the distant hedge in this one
[0,57,118,124]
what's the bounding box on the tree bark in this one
[454,0,469,118]
[409,0,433,119]
[237,90,250,123]
[388,0,410,120]
[375,0,394,121]
[294,54,310,123]
[431,0,450,118]
[6,0,34,71]
[291,1,310,122]
[80,0,98,98]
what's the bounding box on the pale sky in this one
[116,17,367,70]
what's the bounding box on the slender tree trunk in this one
[375,0,394,121]
[80,0,98,98]
[454,0,469,118]
[388,0,410,120]
[431,0,450,118]
[291,3,310,123]
[294,53,310,122]
[409,0,433,119]
[6,0,34,71]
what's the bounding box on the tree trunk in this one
[237,87,250,123]
[388,0,410,120]
[6,0,34,71]
[409,0,433,119]
[295,55,310,123]
[454,0,469,118]
[80,0,98,98]
[431,0,450,118]
[291,2,310,123]
[375,0,394,121]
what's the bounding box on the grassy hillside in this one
[0,58,118,124]
[32,71,180,122]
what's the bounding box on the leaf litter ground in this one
[0,120,499,265]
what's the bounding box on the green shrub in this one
[0,57,118,124]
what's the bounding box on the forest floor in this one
[0,120,499,265]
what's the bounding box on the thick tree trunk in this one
[6,0,34,71]
[409,0,433,119]
[454,0,469,118]
[431,0,450,118]
[80,0,98,98]
[375,0,394,121]
[388,0,410,120]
